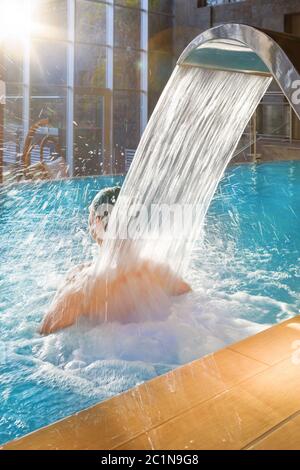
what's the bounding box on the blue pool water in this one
[0,161,300,444]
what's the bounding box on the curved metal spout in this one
[177,24,300,120]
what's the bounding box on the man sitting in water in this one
[40,187,191,335]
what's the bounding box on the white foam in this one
[33,267,270,398]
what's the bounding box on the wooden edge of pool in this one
[2,315,300,450]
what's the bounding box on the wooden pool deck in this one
[3,315,300,450]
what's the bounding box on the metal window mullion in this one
[106,0,114,90]
[106,0,114,174]
[66,0,75,176]
[23,35,30,149]
[140,0,148,134]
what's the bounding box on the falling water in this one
[38,65,272,331]
[101,66,272,278]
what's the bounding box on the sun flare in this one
[0,0,36,41]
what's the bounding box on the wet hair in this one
[90,186,121,213]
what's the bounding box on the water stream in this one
[104,66,271,278]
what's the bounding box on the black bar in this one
[0,449,295,466]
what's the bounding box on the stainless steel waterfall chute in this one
[177,24,300,121]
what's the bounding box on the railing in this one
[234,90,294,160]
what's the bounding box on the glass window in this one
[257,99,290,138]
[115,1,140,8]
[76,0,106,45]
[74,94,104,130]
[74,94,104,176]
[114,49,141,90]
[114,6,141,49]
[149,0,173,14]
[31,0,67,40]
[30,86,67,162]
[3,40,23,84]
[148,91,160,117]
[149,13,173,52]
[149,51,173,93]
[113,91,140,150]
[4,85,23,167]
[30,40,67,86]
[75,44,106,88]
[30,86,67,130]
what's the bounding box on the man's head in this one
[89,186,121,244]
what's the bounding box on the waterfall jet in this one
[40,24,300,334]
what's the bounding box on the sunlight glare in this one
[0,0,36,40]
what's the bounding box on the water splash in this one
[1,162,300,443]
[39,67,272,330]
[103,67,271,277]
[91,67,272,326]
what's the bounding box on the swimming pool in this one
[0,161,299,444]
